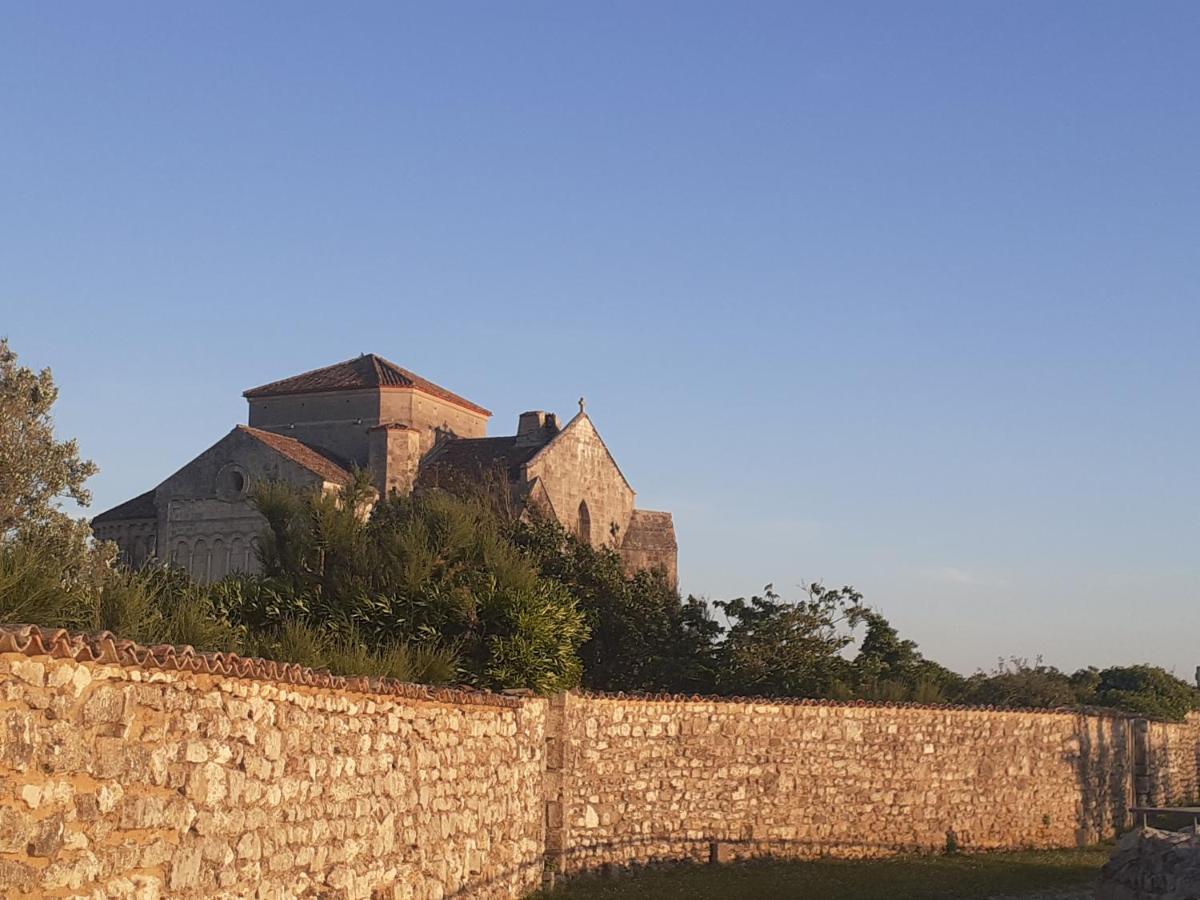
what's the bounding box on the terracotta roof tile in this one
[417,436,549,487]
[243,354,491,416]
[236,426,353,485]
[0,624,1161,719]
[0,625,520,708]
[571,689,1145,718]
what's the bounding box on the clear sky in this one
[2,2,1196,678]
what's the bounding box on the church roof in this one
[235,426,353,485]
[417,435,550,487]
[242,354,491,416]
[92,489,157,524]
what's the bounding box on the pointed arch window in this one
[577,500,592,545]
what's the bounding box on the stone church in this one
[92,354,677,585]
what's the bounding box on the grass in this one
[532,847,1111,900]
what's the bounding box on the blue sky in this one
[2,2,1197,677]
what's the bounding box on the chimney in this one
[368,423,422,497]
[516,411,559,447]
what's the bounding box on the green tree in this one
[228,480,589,693]
[851,610,965,703]
[0,338,99,538]
[963,658,1079,709]
[513,516,720,693]
[714,583,866,698]
[1092,665,1199,722]
[0,338,118,627]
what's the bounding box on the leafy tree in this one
[1068,667,1101,705]
[512,516,720,693]
[0,338,99,538]
[227,480,589,693]
[714,583,867,698]
[962,658,1079,709]
[851,609,965,703]
[1092,665,1199,722]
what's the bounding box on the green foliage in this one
[0,530,98,629]
[851,610,965,703]
[0,337,117,621]
[1091,665,1199,721]
[513,516,719,693]
[245,620,460,684]
[95,566,243,653]
[0,532,242,653]
[961,658,1080,709]
[239,482,588,693]
[713,584,866,698]
[0,338,99,537]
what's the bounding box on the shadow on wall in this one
[1074,716,1130,846]
[1151,740,1174,808]
[561,834,978,868]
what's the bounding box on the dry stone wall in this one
[0,631,1197,898]
[547,694,1138,874]
[1144,716,1200,807]
[0,647,545,899]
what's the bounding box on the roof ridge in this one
[242,354,491,416]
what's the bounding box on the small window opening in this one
[577,500,592,544]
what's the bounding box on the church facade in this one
[92,354,677,585]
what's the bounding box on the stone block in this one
[0,858,37,894]
[28,812,65,858]
[81,685,126,726]
[168,844,204,892]
[0,807,33,853]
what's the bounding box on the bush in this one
[236,480,588,693]
[1092,665,1199,722]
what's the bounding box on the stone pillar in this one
[543,692,569,886]
[367,423,422,498]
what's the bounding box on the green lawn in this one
[532,848,1110,900]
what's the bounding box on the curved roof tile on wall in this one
[242,353,492,416]
[0,625,1162,719]
[0,624,522,708]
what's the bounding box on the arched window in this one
[210,538,228,581]
[577,500,592,545]
[228,537,244,575]
[192,539,210,581]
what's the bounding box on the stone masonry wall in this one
[0,645,545,899]
[1144,715,1200,807]
[547,694,1139,874]
[1,630,1198,898]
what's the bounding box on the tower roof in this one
[242,354,491,416]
